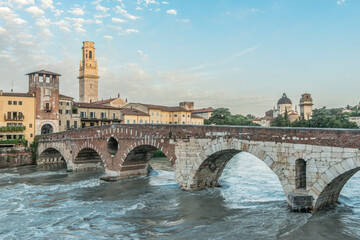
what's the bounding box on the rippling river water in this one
[0,152,359,239]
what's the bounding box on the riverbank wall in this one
[0,147,33,168]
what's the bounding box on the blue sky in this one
[0,0,359,116]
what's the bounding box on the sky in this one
[0,0,359,116]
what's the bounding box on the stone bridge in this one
[36,124,360,212]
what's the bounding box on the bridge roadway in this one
[36,124,360,212]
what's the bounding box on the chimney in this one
[118,93,120,98]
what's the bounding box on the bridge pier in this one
[287,193,313,212]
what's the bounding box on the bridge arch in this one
[311,158,360,210]
[74,147,104,167]
[38,147,67,165]
[119,141,173,178]
[185,138,289,195]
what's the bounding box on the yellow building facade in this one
[74,102,122,127]
[0,92,36,144]
[123,103,204,125]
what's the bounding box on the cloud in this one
[40,0,54,9]
[54,9,63,17]
[115,6,140,20]
[41,28,53,37]
[177,19,190,23]
[162,1,169,4]
[96,4,109,13]
[0,7,27,25]
[10,0,35,8]
[137,49,148,60]
[55,20,71,32]
[68,8,84,16]
[65,17,86,33]
[103,35,113,39]
[166,9,177,15]
[26,6,45,16]
[35,17,51,27]
[0,26,6,34]
[184,45,260,72]
[124,29,140,34]
[112,17,126,23]
[337,0,345,5]
[144,0,159,5]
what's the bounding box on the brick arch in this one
[184,138,289,195]
[73,140,106,166]
[310,158,360,210]
[118,140,174,179]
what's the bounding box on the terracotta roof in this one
[141,103,190,112]
[59,94,74,100]
[26,70,61,76]
[0,92,34,98]
[192,107,215,114]
[74,102,121,110]
[120,108,149,116]
[191,114,203,119]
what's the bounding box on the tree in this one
[205,108,259,126]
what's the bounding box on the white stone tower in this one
[299,93,313,120]
[78,41,99,103]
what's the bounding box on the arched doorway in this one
[41,124,54,135]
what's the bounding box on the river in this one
[0,152,359,239]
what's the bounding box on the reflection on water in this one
[0,152,359,239]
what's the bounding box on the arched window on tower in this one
[295,159,306,189]
[89,51,92,59]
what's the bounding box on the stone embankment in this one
[0,147,33,168]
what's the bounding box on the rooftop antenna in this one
[11,80,14,92]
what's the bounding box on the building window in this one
[74,121,78,128]
[174,114,177,117]
[188,115,190,117]
[13,101,17,105]
[183,121,185,124]
[66,120,70,129]
[89,51,92,59]
[101,112,106,119]
[152,112,154,116]
[66,102,70,106]
[59,120,61,126]
[8,101,12,105]
[29,124,32,128]
[152,120,154,123]
[133,120,136,124]
[157,113,159,116]
[295,159,306,189]
[45,102,51,112]
[59,109,62,114]
[60,102,63,105]
[80,112,86,118]
[182,114,185,117]
[19,101,22,105]
[156,120,159,123]
[175,122,177,124]
[90,122,95,127]
[140,119,143,123]
[90,112,96,119]
[45,88,50,96]
[127,120,130,123]
[113,113,116,120]
[145,120,148,123]
[66,110,71,114]
[169,114,171,117]
[30,134,33,137]
[45,76,50,83]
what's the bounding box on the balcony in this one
[4,114,24,121]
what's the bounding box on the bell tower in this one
[78,41,99,103]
